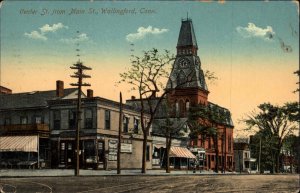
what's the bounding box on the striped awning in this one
[0,136,38,152]
[169,147,196,159]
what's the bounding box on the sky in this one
[0,0,299,137]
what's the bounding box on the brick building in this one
[127,18,234,171]
[166,18,234,172]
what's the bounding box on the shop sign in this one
[121,143,132,153]
[108,139,118,161]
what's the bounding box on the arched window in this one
[185,100,190,113]
[179,100,185,117]
[175,100,179,117]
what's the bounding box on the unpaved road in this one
[0,174,298,193]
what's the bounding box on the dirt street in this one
[0,174,298,193]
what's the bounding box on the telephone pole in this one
[70,33,92,176]
[70,60,91,176]
[117,92,123,174]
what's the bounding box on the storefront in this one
[169,147,196,170]
[51,132,105,169]
[190,147,206,170]
[0,135,50,169]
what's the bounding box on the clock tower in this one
[166,18,209,116]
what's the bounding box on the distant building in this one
[0,86,12,94]
[234,138,257,173]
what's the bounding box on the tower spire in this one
[166,18,208,94]
[176,18,198,55]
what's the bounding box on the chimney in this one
[131,96,136,100]
[56,80,64,97]
[87,89,93,98]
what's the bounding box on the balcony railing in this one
[0,124,50,133]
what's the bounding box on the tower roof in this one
[177,19,198,48]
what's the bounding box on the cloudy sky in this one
[1,1,299,136]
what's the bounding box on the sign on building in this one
[108,139,117,161]
[121,143,132,153]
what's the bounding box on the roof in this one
[167,18,207,91]
[177,19,198,48]
[234,138,250,144]
[166,55,208,91]
[48,96,147,115]
[152,117,189,138]
[0,86,12,93]
[0,88,77,110]
[126,97,234,127]
[208,102,234,127]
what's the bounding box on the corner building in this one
[166,18,234,171]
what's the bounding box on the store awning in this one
[169,147,196,159]
[0,136,38,152]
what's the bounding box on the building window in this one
[69,110,77,129]
[53,110,61,129]
[34,116,42,124]
[134,117,139,133]
[208,137,211,149]
[200,135,205,147]
[186,100,190,113]
[20,116,28,125]
[179,100,185,117]
[211,155,215,162]
[175,101,179,117]
[228,136,232,152]
[105,110,110,130]
[146,145,150,161]
[123,116,129,133]
[85,109,93,129]
[4,118,11,126]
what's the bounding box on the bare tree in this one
[119,48,218,173]
[119,48,174,173]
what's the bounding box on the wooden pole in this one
[117,92,123,174]
[75,68,82,176]
[259,137,261,174]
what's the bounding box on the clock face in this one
[178,58,190,68]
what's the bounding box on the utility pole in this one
[70,36,92,176]
[117,92,123,174]
[258,136,262,174]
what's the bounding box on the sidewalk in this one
[0,169,223,177]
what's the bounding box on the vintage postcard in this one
[0,0,299,192]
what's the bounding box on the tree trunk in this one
[141,132,148,173]
[275,149,281,173]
